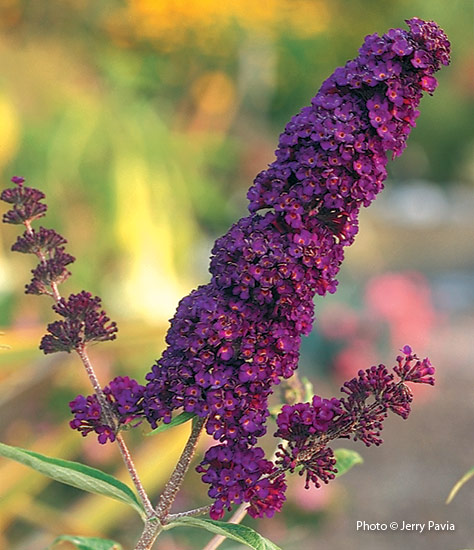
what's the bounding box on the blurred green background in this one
[1,1,474,549]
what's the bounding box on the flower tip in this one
[209,507,225,520]
[401,345,412,355]
[421,75,438,94]
[11,176,25,185]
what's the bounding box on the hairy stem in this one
[134,518,162,550]
[167,505,212,522]
[74,344,155,517]
[22,212,157,539]
[75,344,116,428]
[155,417,206,522]
[116,434,155,518]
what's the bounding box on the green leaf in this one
[446,467,474,504]
[301,376,314,402]
[268,405,281,420]
[334,448,364,477]
[165,517,281,550]
[146,411,196,436]
[50,535,123,550]
[0,441,145,519]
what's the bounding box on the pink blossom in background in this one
[287,476,334,512]
[365,271,439,350]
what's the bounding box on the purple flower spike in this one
[5,17,445,519]
[394,346,435,385]
[1,177,47,225]
[269,348,434,499]
[139,17,447,518]
[40,291,118,354]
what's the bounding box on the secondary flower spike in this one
[269,347,434,500]
[1,177,119,350]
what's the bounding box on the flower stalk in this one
[134,518,163,550]
[155,416,206,522]
[115,433,155,519]
[0,176,154,531]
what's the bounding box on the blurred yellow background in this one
[1,1,474,549]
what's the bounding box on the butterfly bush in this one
[1,17,448,523]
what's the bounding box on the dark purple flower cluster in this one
[272,347,435,492]
[245,474,287,519]
[1,176,47,225]
[11,224,75,295]
[394,344,435,385]
[274,398,341,491]
[340,364,412,436]
[69,394,115,444]
[40,291,118,354]
[25,247,75,296]
[1,177,75,295]
[247,17,449,221]
[69,376,145,443]
[12,227,67,254]
[139,18,448,519]
[1,177,119,353]
[196,444,285,519]
[276,396,343,443]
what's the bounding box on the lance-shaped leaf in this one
[146,411,196,436]
[165,517,281,550]
[0,442,145,519]
[334,448,363,477]
[301,377,314,402]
